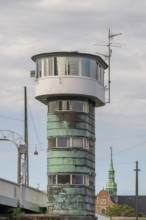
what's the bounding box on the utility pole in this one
[24,86,29,185]
[134,161,140,220]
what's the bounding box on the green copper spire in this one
[105,147,117,195]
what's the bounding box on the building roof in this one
[111,195,146,215]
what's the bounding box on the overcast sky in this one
[0,0,146,195]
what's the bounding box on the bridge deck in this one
[0,178,47,212]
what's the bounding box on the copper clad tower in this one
[31,51,108,217]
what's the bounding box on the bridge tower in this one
[31,51,108,218]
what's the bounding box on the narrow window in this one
[96,63,99,81]
[58,101,62,110]
[48,175,56,184]
[54,57,58,75]
[84,175,89,186]
[83,102,89,113]
[72,137,83,148]
[100,67,104,86]
[81,58,90,77]
[58,175,70,184]
[66,101,70,110]
[48,138,56,148]
[71,101,83,112]
[48,101,57,112]
[44,58,53,76]
[84,138,89,149]
[72,175,83,185]
[90,60,96,79]
[36,59,42,78]
[57,138,70,148]
[68,57,79,76]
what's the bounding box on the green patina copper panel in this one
[47,185,95,215]
[47,121,88,130]
[46,102,95,215]
[47,150,94,161]
[48,158,86,165]
[48,158,94,168]
[48,165,90,173]
[47,129,93,137]
[47,113,89,122]
[47,112,95,138]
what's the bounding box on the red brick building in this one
[95,189,114,214]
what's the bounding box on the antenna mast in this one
[95,29,122,103]
[108,29,122,103]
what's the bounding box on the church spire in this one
[105,147,117,195]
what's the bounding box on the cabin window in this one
[48,100,89,113]
[48,174,89,186]
[58,175,70,184]
[48,137,89,149]
[35,56,105,86]
[58,138,70,148]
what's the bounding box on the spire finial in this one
[110,146,112,160]
[105,146,117,195]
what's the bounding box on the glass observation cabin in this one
[31,52,108,107]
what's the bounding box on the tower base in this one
[14,215,97,220]
[61,216,97,220]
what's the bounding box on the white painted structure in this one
[32,52,108,106]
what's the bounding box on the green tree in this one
[106,204,136,217]
[8,207,24,215]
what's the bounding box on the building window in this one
[58,138,70,148]
[35,56,105,86]
[44,58,53,76]
[71,101,83,112]
[48,137,89,149]
[48,175,56,184]
[48,138,56,148]
[98,65,104,85]
[58,100,70,111]
[48,174,89,186]
[72,137,83,148]
[48,101,57,112]
[81,58,90,77]
[72,175,84,185]
[48,100,89,113]
[36,59,42,78]
[58,175,70,184]
[68,57,79,76]
[100,199,107,205]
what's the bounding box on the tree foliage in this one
[106,204,136,217]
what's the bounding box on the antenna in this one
[95,29,122,103]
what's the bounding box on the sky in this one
[0,0,146,195]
